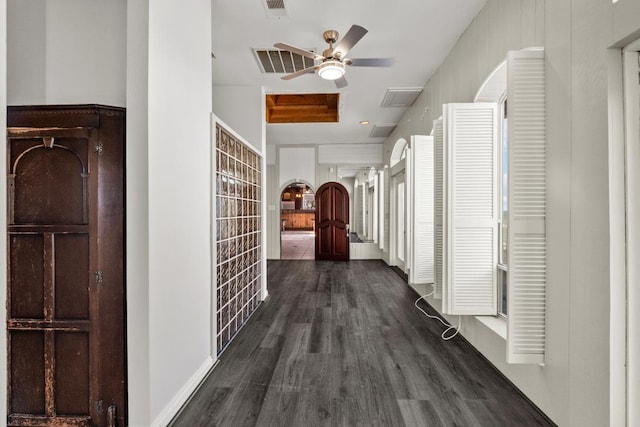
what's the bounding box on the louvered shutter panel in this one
[405,148,413,272]
[409,135,434,285]
[372,175,379,243]
[506,49,546,364]
[378,170,385,250]
[433,120,445,299]
[443,103,499,315]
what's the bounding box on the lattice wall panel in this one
[215,125,262,355]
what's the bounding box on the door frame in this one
[390,159,407,271]
[278,179,315,259]
[609,36,640,427]
[315,181,350,261]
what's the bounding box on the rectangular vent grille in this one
[370,124,397,138]
[266,0,285,9]
[263,0,288,17]
[254,49,316,74]
[380,88,423,108]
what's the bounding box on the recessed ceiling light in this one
[360,120,370,125]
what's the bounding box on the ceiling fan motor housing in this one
[322,29,339,44]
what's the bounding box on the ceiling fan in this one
[274,24,394,88]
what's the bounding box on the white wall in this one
[266,164,280,259]
[7,0,45,104]
[278,147,316,188]
[146,1,213,424]
[213,85,264,151]
[7,0,126,107]
[381,0,640,425]
[126,1,151,425]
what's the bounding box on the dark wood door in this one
[315,182,349,261]
[6,105,126,427]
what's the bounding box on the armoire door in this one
[6,105,126,427]
[315,181,349,261]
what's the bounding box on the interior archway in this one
[280,182,315,259]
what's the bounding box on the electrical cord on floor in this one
[414,292,461,341]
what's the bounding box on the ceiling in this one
[211,0,486,147]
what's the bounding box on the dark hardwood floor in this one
[170,260,555,427]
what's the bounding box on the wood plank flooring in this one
[170,260,555,427]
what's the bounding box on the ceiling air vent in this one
[253,48,316,74]
[380,88,423,108]
[263,0,288,17]
[370,124,397,138]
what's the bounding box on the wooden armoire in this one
[6,105,127,426]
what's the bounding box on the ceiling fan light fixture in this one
[317,60,345,80]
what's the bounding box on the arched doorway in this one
[280,182,315,259]
[390,138,408,271]
[316,181,350,261]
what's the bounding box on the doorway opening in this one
[280,182,315,259]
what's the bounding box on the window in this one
[437,49,546,364]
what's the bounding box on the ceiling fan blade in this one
[332,25,368,58]
[274,43,324,61]
[281,64,319,80]
[347,57,394,67]
[334,75,348,89]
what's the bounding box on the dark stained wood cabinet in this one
[6,105,126,426]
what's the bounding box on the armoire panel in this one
[10,331,45,414]
[54,234,90,320]
[54,332,89,415]
[12,142,87,225]
[9,234,45,319]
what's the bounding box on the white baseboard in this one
[150,356,215,427]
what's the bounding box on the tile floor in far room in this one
[280,231,315,260]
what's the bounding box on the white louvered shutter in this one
[506,49,546,364]
[372,175,379,243]
[433,119,445,299]
[378,170,385,250]
[443,103,499,315]
[409,135,434,285]
[405,148,413,273]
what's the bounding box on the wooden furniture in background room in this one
[280,210,315,231]
[280,183,315,231]
[6,105,127,427]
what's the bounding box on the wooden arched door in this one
[315,182,349,261]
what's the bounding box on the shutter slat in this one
[507,49,546,365]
